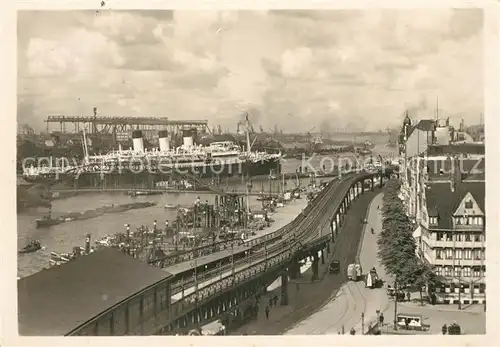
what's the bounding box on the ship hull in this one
[52,158,281,189]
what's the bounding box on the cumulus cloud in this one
[17,9,483,132]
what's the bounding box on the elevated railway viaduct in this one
[64,167,398,336]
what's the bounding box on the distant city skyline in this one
[17,9,483,133]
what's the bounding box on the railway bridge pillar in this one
[311,253,319,281]
[280,272,289,306]
[288,258,301,279]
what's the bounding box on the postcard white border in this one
[1,1,498,346]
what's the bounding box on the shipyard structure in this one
[22,114,282,189]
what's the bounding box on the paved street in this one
[285,193,388,335]
[228,189,380,335]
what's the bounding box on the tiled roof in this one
[407,119,436,138]
[416,119,436,132]
[424,181,485,230]
[18,248,172,336]
[426,158,485,181]
[427,144,485,156]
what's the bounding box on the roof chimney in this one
[449,155,462,192]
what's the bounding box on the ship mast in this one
[245,112,251,156]
[82,126,90,164]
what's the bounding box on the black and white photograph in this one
[11,4,492,339]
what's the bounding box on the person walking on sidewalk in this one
[407,292,411,302]
[442,324,447,335]
[265,305,270,320]
[379,313,384,327]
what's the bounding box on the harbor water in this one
[16,154,392,278]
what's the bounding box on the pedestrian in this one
[371,227,374,234]
[269,297,273,308]
[407,292,411,302]
[442,324,447,335]
[273,295,278,306]
[405,318,410,330]
[265,305,270,319]
[350,327,356,335]
[379,313,384,326]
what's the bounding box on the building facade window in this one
[463,249,472,260]
[474,233,482,242]
[454,249,462,259]
[444,267,452,277]
[463,267,471,277]
[445,233,453,241]
[429,217,438,225]
[435,266,443,276]
[437,232,444,241]
[445,249,453,259]
[436,249,443,259]
[473,249,482,260]
[454,267,461,277]
[456,233,464,241]
[473,267,481,278]
[465,233,471,241]
[465,200,473,209]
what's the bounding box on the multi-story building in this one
[398,115,486,305]
[416,156,486,305]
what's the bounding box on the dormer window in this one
[429,217,438,225]
[465,200,473,209]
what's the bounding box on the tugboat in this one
[128,190,164,197]
[18,240,42,254]
[35,206,63,228]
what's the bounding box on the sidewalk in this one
[284,193,388,335]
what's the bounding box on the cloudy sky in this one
[17,9,483,133]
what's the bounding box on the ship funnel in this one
[132,130,144,153]
[85,233,91,254]
[158,130,170,152]
[183,136,194,148]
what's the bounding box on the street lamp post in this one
[193,258,198,300]
[125,224,131,255]
[457,259,462,310]
[361,312,365,334]
[264,244,268,270]
[231,244,235,281]
[393,280,398,331]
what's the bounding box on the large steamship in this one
[23,124,282,188]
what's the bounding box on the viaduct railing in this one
[166,171,384,324]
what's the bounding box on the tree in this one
[378,178,428,288]
[404,259,437,305]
